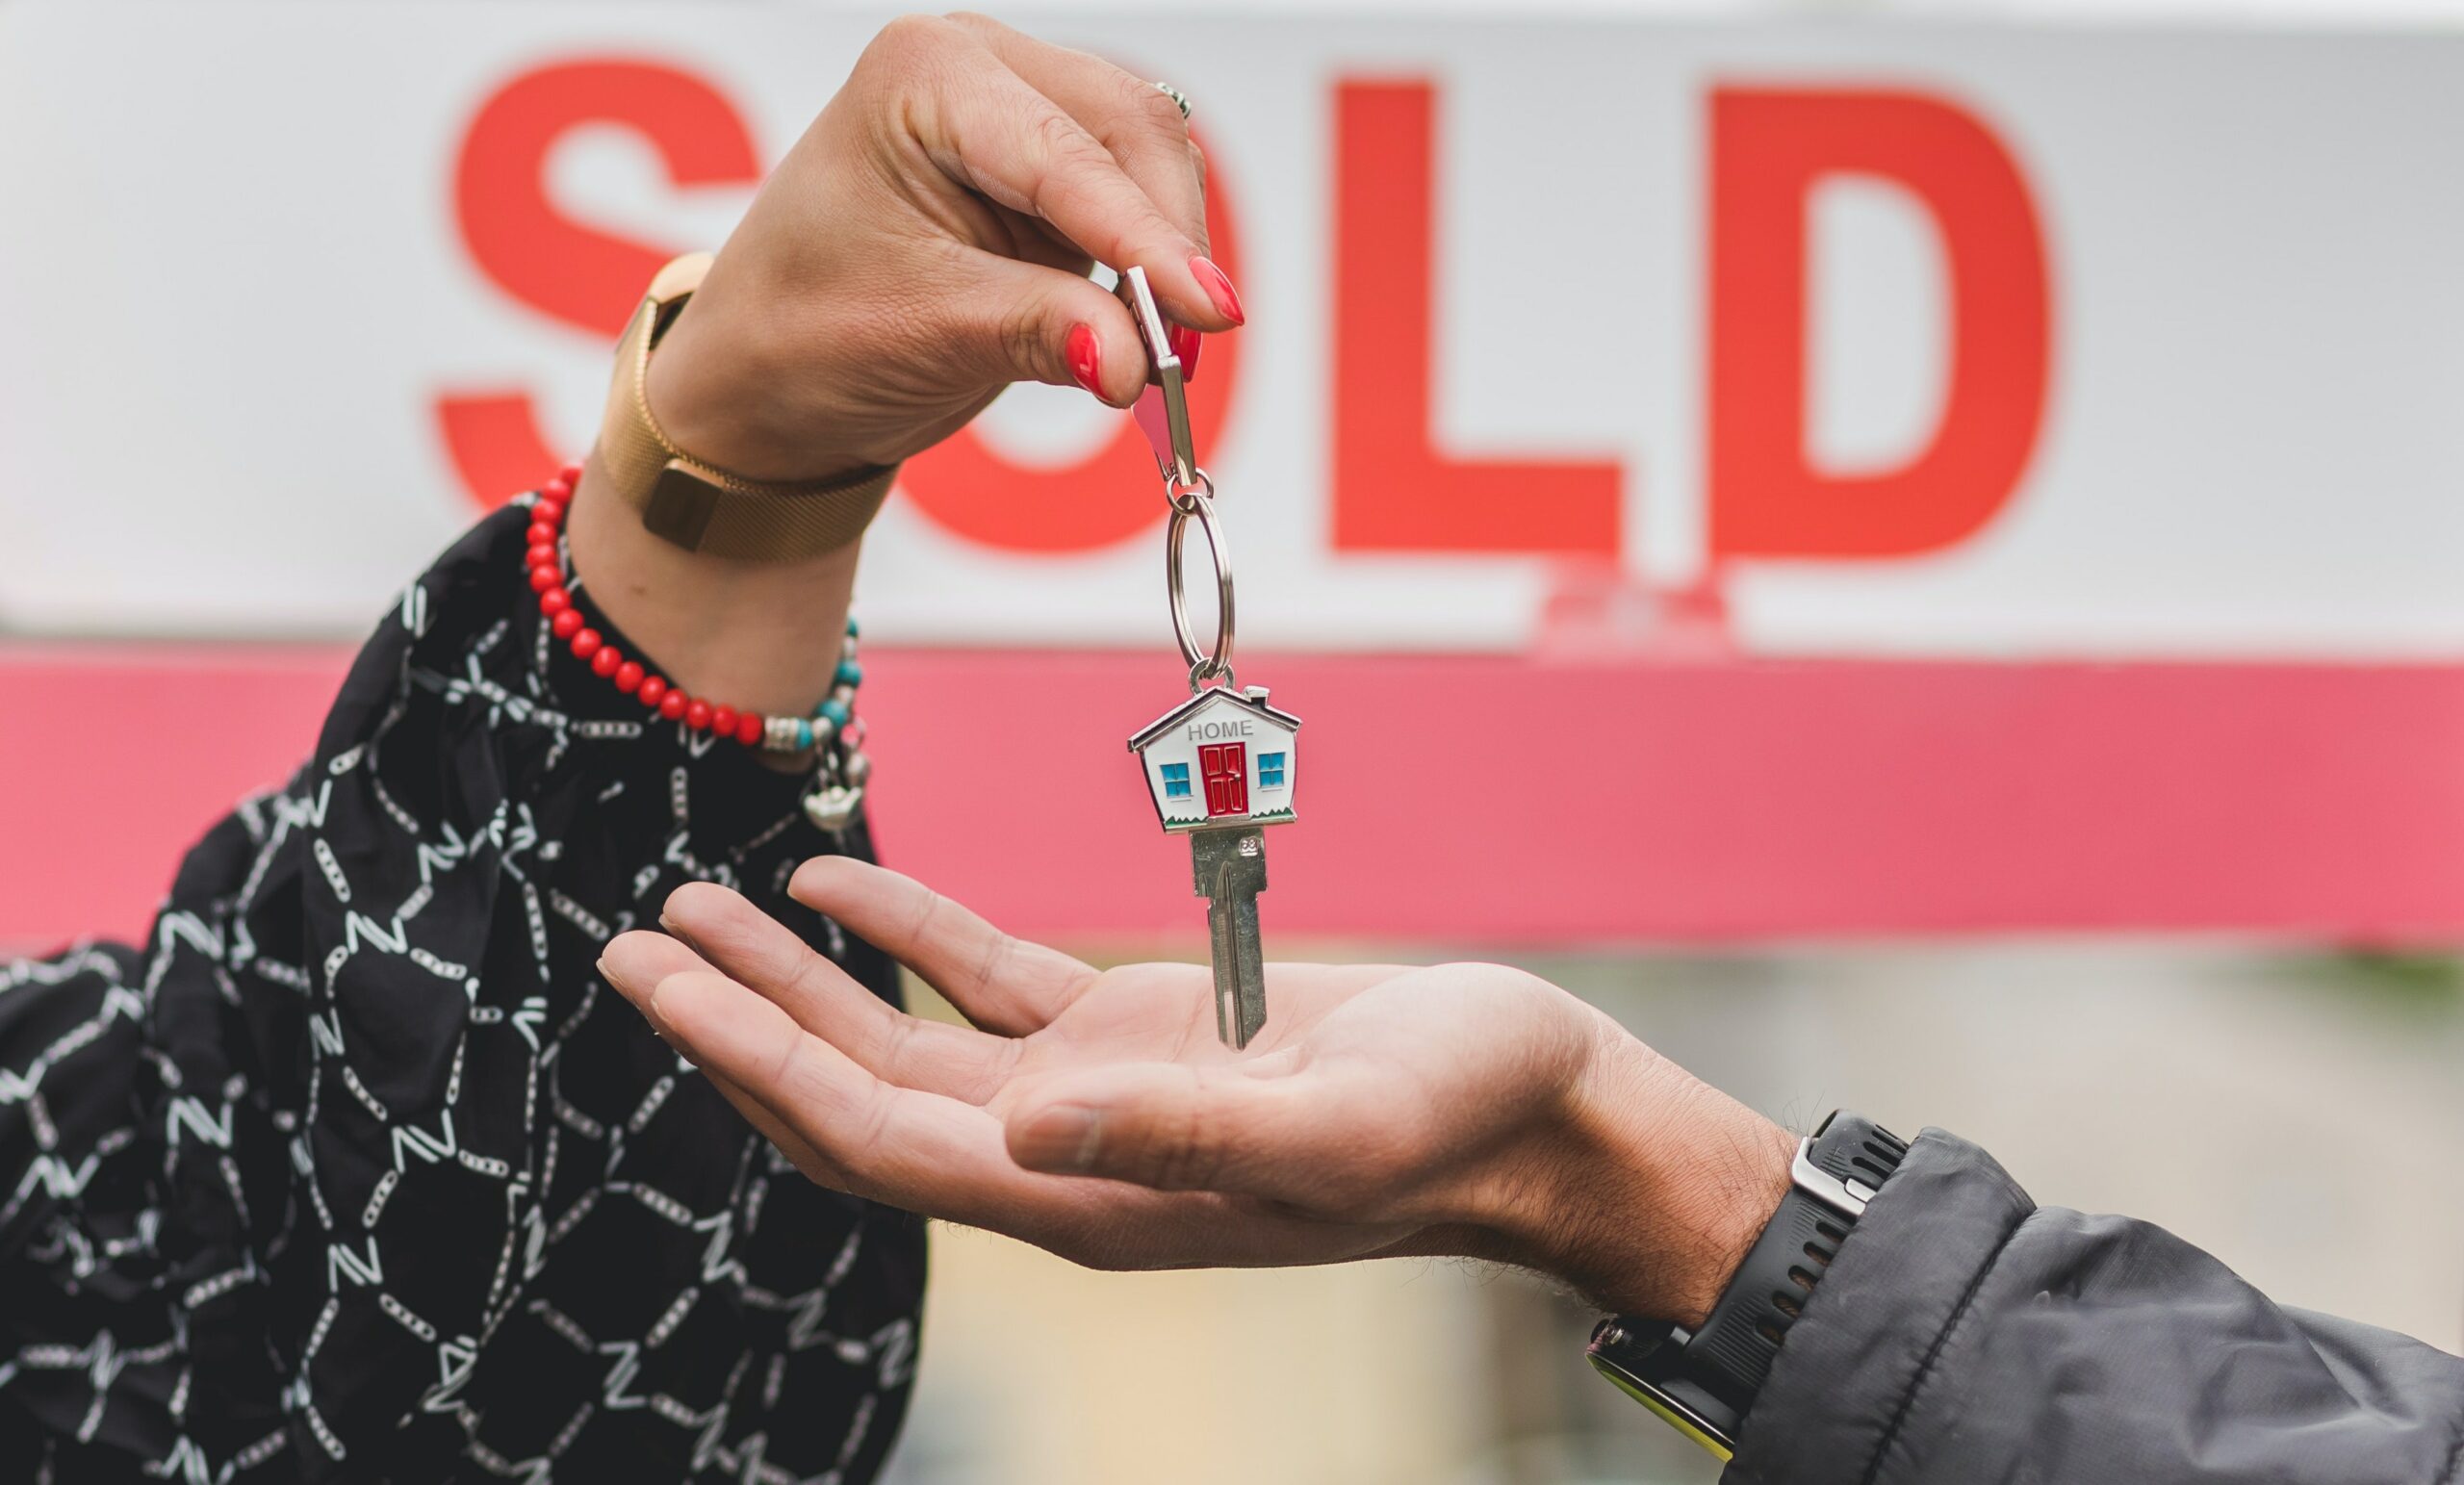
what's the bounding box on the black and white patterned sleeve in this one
[0,500,926,1484]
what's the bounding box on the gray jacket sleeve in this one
[1725,1130,2464,1485]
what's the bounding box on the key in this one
[1191,826,1270,1048]
[1116,264,1303,1049]
[1128,683,1302,1049]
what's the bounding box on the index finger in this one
[657,881,1023,1103]
[790,858,1097,1037]
[945,14,1208,256]
[912,26,1236,330]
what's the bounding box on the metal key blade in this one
[1206,890,1268,1049]
[1191,827,1270,1048]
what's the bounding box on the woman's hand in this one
[599,859,1793,1326]
[565,13,1234,720]
[647,12,1236,484]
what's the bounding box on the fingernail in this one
[1016,1105,1103,1172]
[1189,256,1245,325]
[1065,322,1103,396]
[603,953,664,1029]
[1168,323,1202,384]
[656,914,705,959]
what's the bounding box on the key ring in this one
[1166,481,1236,689]
[1120,263,1231,686]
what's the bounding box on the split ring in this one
[1166,488,1236,688]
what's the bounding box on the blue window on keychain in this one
[1258,753,1287,788]
[1161,762,1193,799]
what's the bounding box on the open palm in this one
[599,857,1616,1275]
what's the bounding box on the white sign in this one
[3,7,2461,660]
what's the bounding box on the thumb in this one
[954,254,1147,406]
[1002,1060,1372,1201]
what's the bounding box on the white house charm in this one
[1127,684,1300,832]
[1127,683,1301,1049]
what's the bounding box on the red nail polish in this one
[1189,256,1245,325]
[1168,323,1203,384]
[1065,323,1103,396]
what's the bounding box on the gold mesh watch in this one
[595,252,898,561]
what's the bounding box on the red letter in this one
[900,127,1247,553]
[1331,81,1621,556]
[437,60,760,508]
[1708,88,2051,559]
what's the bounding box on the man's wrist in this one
[1518,1025,1794,1327]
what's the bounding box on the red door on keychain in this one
[1200,744,1248,818]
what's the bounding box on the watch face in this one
[1585,1320,1739,1461]
[1586,1352,1737,1462]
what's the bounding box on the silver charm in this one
[803,781,863,833]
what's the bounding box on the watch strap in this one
[1687,1112,1908,1411]
[1589,1111,1909,1457]
[595,252,898,562]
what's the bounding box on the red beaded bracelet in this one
[524,464,861,755]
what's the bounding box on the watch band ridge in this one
[1691,1114,1906,1404]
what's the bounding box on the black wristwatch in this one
[1586,1111,1909,1460]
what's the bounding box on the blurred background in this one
[5,1,2463,1482]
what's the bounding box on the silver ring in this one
[1166,467,1214,515]
[1166,487,1235,688]
[1152,81,1193,121]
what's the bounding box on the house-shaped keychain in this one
[1127,684,1301,832]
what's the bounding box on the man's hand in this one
[600,859,1793,1326]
